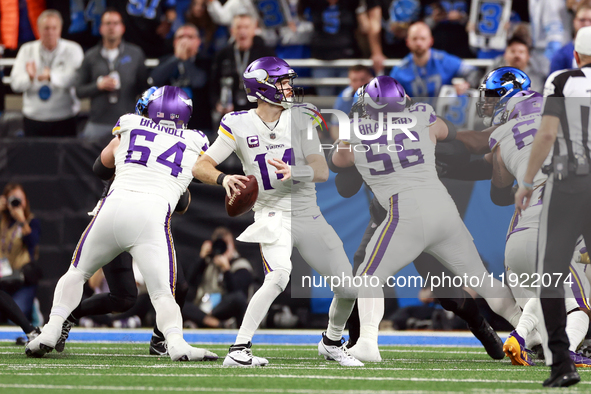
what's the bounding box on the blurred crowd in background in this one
[0,0,589,142]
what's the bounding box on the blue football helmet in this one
[135,86,159,116]
[476,67,531,126]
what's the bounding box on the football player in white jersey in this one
[331,75,523,362]
[193,56,362,367]
[26,86,218,362]
[483,90,591,367]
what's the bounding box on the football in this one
[225,175,258,217]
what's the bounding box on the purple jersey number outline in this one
[254,148,294,190]
[125,129,187,177]
[363,132,424,174]
[511,118,537,150]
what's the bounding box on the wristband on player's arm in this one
[175,189,191,213]
[441,156,492,181]
[291,165,314,182]
[93,155,115,180]
[490,183,515,206]
[216,173,226,185]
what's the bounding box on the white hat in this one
[575,26,591,56]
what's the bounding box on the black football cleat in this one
[469,319,505,360]
[149,335,168,356]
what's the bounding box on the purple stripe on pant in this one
[72,191,112,267]
[164,205,176,297]
[569,264,590,310]
[365,194,399,276]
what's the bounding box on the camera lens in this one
[8,197,21,207]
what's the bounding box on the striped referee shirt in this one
[543,64,591,162]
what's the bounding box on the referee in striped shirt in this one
[515,26,591,388]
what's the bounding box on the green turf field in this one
[1,342,590,393]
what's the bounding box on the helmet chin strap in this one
[483,116,493,127]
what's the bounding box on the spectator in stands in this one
[389,21,478,98]
[550,1,591,75]
[149,24,212,133]
[299,0,362,96]
[111,1,177,59]
[428,1,472,59]
[528,0,572,76]
[9,10,84,137]
[211,14,275,117]
[206,0,313,59]
[75,8,148,141]
[486,36,546,92]
[184,227,253,328]
[0,0,45,54]
[366,0,420,72]
[185,0,228,58]
[0,183,42,323]
[330,65,373,140]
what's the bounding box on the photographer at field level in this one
[184,227,253,328]
[0,183,42,334]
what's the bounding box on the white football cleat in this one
[168,341,218,361]
[223,342,268,367]
[318,332,364,367]
[348,337,382,362]
[25,324,61,358]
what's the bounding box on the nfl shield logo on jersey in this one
[247,135,260,148]
[270,132,276,140]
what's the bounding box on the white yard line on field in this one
[0,371,585,385]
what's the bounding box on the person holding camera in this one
[0,183,42,324]
[185,227,253,328]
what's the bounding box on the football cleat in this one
[347,337,381,363]
[55,316,77,353]
[469,319,505,360]
[570,351,591,368]
[15,327,41,346]
[25,324,61,358]
[223,342,268,367]
[318,332,364,366]
[503,330,535,366]
[167,340,218,362]
[149,334,168,356]
[531,344,545,360]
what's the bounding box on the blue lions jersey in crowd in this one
[389,49,470,97]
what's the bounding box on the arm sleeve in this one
[490,183,516,206]
[335,167,364,198]
[205,131,236,165]
[93,155,115,180]
[440,156,493,181]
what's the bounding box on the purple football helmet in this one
[360,76,407,120]
[243,57,303,108]
[145,86,193,128]
[505,90,543,122]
